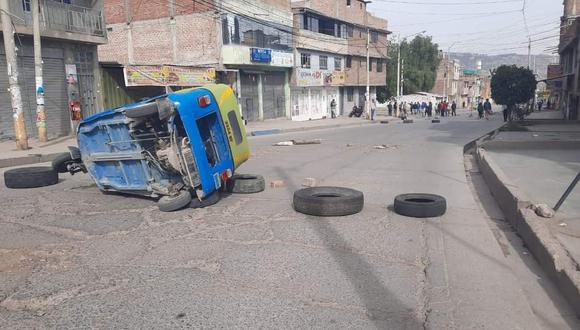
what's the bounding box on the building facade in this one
[430,53,461,103]
[558,0,580,120]
[99,0,293,122]
[0,0,106,139]
[290,0,388,120]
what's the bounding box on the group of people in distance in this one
[476,98,493,120]
[386,99,457,118]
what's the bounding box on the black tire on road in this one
[403,119,414,124]
[190,190,220,208]
[158,190,192,212]
[432,119,441,123]
[52,152,73,173]
[226,174,265,194]
[293,186,364,217]
[4,166,59,189]
[394,193,446,218]
[380,120,389,124]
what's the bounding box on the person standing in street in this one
[483,98,492,120]
[451,101,457,116]
[436,102,441,116]
[428,101,433,117]
[502,105,510,122]
[330,98,337,119]
[371,98,377,121]
[393,100,398,117]
[477,101,484,119]
[387,101,393,117]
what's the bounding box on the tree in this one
[384,35,440,98]
[491,65,536,108]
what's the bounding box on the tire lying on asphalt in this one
[4,166,59,189]
[190,190,220,209]
[158,190,192,212]
[52,152,73,173]
[293,186,364,216]
[432,119,441,123]
[393,193,446,218]
[403,119,414,124]
[380,120,389,124]
[226,174,265,194]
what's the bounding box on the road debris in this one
[302,177,318,187]
[273,139,321,146]
[270,180,286,188]
[529,203,555,218]
[559,222,568,227]
[373,144,399,150]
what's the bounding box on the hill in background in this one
[449,52,558,79]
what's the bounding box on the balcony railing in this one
[9,0,105,38]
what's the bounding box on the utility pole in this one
[32,0,47,141]
[0,0,28,149]
[527,37,531,69]
[401,58,405,96]
[366,26,370,118]
[396,34,401,98]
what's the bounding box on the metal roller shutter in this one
[240,72,259,121]
[0,55,68,139]
[262,72,285,119]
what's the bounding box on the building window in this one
[346,0,351,6]
[368,59,373,71]
[370,31,379,43]
[377,59,383,72]
[22,0,31,11]
[301,53,311,68]
[347,88,353,102]
[319,55,328,70]
[347,25,353,38]
[360,59,365,68]
[221,14,292,51]
[334,57,342,71]
[303,14,319,33]
[346,55,352,68]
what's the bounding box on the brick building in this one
[430,52,461,103]
[558,0,580,119]
[99,0,294,121]
[0,0,106,139]
[290,0,389,120]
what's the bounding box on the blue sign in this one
[250,48,272,63]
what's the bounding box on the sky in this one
[368,0,562,55]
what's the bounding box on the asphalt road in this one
[0,112,578,329]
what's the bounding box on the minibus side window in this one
[227,110,244,145]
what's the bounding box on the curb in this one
[247,119,381,137]
[475,145,580,312]
[0,152,63,169]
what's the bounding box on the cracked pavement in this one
[0,114,577,329]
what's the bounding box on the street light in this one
[396,30,426,98]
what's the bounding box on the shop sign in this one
[124,65,216,87]
[325,71,345,86]
[297,69,323,86]
[271,51,293,67]
[250,48,272,63]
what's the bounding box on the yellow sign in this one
[124,65,216,87]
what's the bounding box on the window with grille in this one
[334,57,342,71]
[301,53,311,68]
[319,56,328,70]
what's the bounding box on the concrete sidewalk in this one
[0,116,391,168]
[475,111,580,311]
